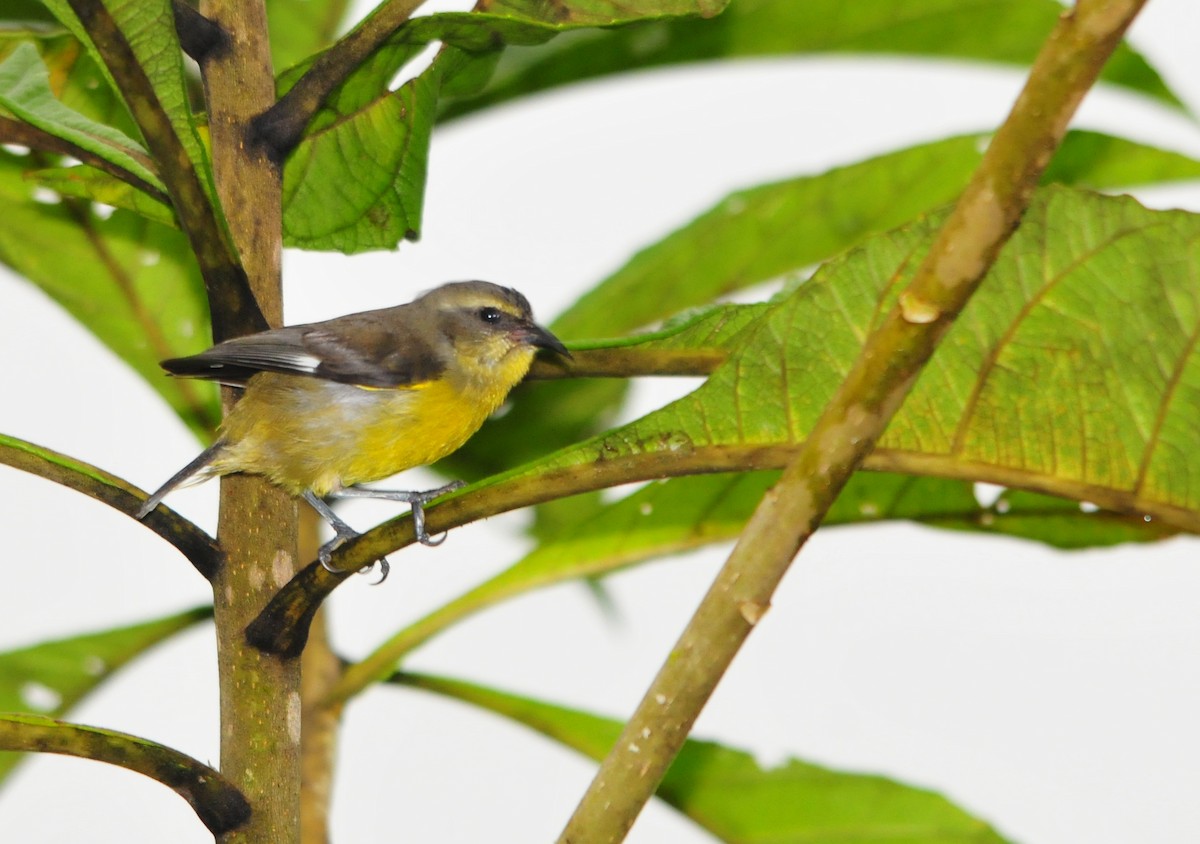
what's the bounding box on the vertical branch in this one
[300,608,344,844]
[194,1,299,841]
[556,1,1149,842]
[298,509,345,844]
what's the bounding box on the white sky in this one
[1,1,1199,842]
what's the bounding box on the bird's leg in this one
[302,491,390,583]
[328,480,465,546]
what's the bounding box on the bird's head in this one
[420,281,568,371]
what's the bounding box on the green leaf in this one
[441,0,1185,120]
[452,131,1200,477]
[0,1,60,25]
[0,29,137,136]
[0,42,162,192]
[395,673,1011,844]
[29,163,177,226]
[0,607,212,784]
[265,0,354,71]
[513,470,1170,585]
[509,188,1200,521]
[277,0,730,253]
[556,130,1200,339]
[0,148,219,438]
[281,46,439,252]
[322,191,1200,692]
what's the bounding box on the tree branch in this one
[0,433,221,579]
[171,0,229,64]
[556,2,1150,841]
[526,346,723,379]
[195,0,299,838]
[0,713,249,835]
[246,425,1199,671]
[250,0,426,159]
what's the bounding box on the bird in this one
[135,281,569,579]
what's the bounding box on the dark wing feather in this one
[160,306,448,388]
[303,319,446,387]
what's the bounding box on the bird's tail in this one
[135,441,226,520]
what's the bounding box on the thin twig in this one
[556,2,1150,841]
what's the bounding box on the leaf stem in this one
[556,2,1150,841]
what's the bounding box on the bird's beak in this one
[518,321,571,359]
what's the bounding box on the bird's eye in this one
[478,307,502,324]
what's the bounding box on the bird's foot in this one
[305,490,391,583]
[330,481,465,546]
[317,528,391,584]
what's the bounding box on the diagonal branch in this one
[0,713,249,835]
[0,433,221,580]
[65,0,266,340]
[556,2,1151,841]
[245,429,1200,668]
[250,0,426,159]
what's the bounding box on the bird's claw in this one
[318,530,391,584]
[410,496,450,547]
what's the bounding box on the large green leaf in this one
[0,606,211,784]
[557,130,1200,339]
[503,188,1200,519]
[394,673,1011,844]
[449,132,1200,478]
[0,148,219,437]
[441,0,1184,120]
[277,0,729,253]
[284,190,1200,675]
[0,42,163,193]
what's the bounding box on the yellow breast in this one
[338,377,501,488]
[212,348,536,496]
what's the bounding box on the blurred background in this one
[1,0,1199,841]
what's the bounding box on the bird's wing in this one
[302,313,447,388]
[159,309,447,389]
